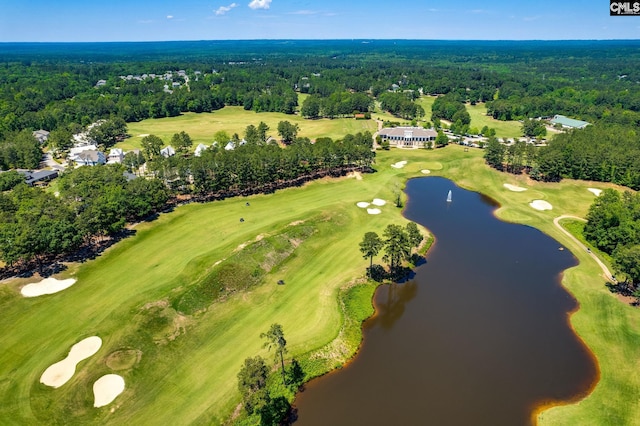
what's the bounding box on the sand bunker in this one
[529,200,553,211]
[421,169,431,174]
[357,202,370,208]
[93,374,125,408]
[391,161,408,169]
[367,208,382,215]
[40,336,102,388]
[588,188,603,196]
[503,183,527,192]
[371,198,386,206]
[347,171,363,180]
[138,133,149,137]
[21,277,77,297]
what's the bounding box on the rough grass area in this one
[2,146,640,425]
[118,106,378,150]
[172,223,316,315]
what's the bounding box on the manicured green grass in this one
[2,145,639,425]
[416,95,437,121]
[417,96,522,137]
[466,103,522,138]
[118,107,378,151]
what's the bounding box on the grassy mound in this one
[173,223,315,315]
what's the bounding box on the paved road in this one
[553,215,615,282]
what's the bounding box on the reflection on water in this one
[294,177,597,426]
[369,281,419,330]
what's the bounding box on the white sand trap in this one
[529,200,553,211]
[347,171,363,180]
[93,374,125,408]
[504,183,527,192]
[421,169,431,174]
[21,277,77,297]
[40,336,102,388]
[391,161,408,169]
[138,133,149,137]
[356,202,370,208]
[371,198,386,206]
[588,188,603,196]
[367,208,382,215]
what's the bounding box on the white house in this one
[75,150,106,167]
[224,139,247,151]
[160,145,176,158]
[68,144,99,163]
[33,130,50,144]
[107,148,125,164]
[194,143,208,157]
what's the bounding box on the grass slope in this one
[118,106,378,150]
[1,145,639,425]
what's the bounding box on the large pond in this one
[294,177,597,425]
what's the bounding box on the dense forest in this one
[2,40,640,141]
[584,189,640,297]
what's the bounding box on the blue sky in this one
[1,0,639,42]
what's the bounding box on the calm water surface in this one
[294,177,597,426]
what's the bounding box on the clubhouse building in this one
[378,126,437,149]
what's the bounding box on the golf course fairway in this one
[1,146,640,425]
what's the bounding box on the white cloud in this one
[216,3,238,15]
[167,15,174,19]
[289,10,317,15]
[248,0,272,10]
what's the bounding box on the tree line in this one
[482,121,640,190]
[0,165,169,270]
[0,131,375,272]
[583,189,640,299]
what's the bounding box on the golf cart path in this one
[554,215,614,282]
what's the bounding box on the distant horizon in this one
[2,0,639,42]
[1,38,639,44]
